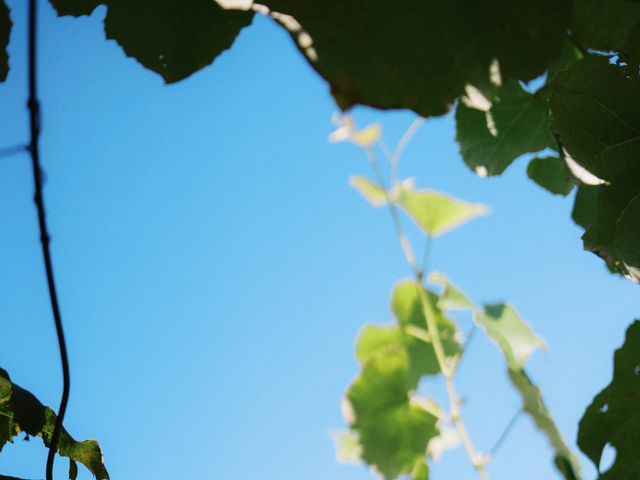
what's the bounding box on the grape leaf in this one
[550,57,640,184]
[572,186,601,230]
[345,350,438,480]
[356,281,460,388]
[49,0,254,83]
[261,0,570,117]
[410,458,429,480]
[527,156,574,196]
[456,81,553,177]
[0,0,10,82]
[571,0,640,53]
[396,187,487,237]
[349,176,388,207]
[509,369,582,480]
[332,430,362,465]
[428,272,475,312]
[578,320,640,480]
[475,304,545,370]
[0,368,109,479]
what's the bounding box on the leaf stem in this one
[28,2,71,479]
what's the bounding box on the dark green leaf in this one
[0,0,11,82]
[578,320,640,480]
[0,368,109,479]
[527,156,574,196]
[509,369,582,480]
[475,304,545,370]
[69,459,79,480]
[571,0,640,53]
[346,350,438,480]
[572,186,601,230]
[49,0,254,83]
[456,81,554,176]
[550,57,640,183]
[262,0,570,117]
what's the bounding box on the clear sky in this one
[0,2,638,480]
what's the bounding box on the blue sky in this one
[0,2,638,479]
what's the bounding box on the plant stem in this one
[28,1,71,479]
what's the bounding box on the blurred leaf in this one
[396,188,487,237]
[578,320,640,480]
[332,430,362,465]
[475,304,545,370]
[0,368,109,479]
[456,81,554,176]
[572,186,600,230]
[428,272,475,311]
[410,458,429,480]
[346,351,438,480]
[356,280,460,388]
[509,369,582,480]
[349,176,388,207]
[0,0,10,82]
[49,0,254,83]
[69,459,79,480]
[527,156,574,196]
[571,0,640,53]
[262,0,570,117]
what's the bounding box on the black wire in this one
[27,1,71,479]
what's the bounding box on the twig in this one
[490,410,523,456]
[0,144,28,158]
[27,2,70,479]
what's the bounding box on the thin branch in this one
[0,144,28,158]
[490,410,523,456]
[28,2,70,479]
[450,323,478,377]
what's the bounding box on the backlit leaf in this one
[578,320,640,480]
[428,272,475,311]
[349,176,388,207]
[346,351,438,480]
[0,368,109,479]
[49,0,254,83]
[475,304,545,370]
[332,430,362,465]
[509,369,582,480]
[396,188,487,237]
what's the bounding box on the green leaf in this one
[332,430,362,465]
[49,0,254,83]
[349,175,388,207]
[356,280,460,388]
[410,458,429,480]
[508,369,582,480]
[527,156,574,196]
[578,320,640,480]
[392,281,460,382]
[572,186,600,230]
[475,304,545,370]
[396,187,487,237]
[346,351,438,480]
[550,57,640,184]
[262,0,571,117]
[571,0,640,53]
[0,0,10,82]
[428,272,475,311]
[582,176,640,282]
[70,459,79,480]
[0,368,109,479]
[456,81,554,176]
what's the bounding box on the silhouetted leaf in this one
[262,0,570,117]
[396,188,487,237]
[578,320,640,480]
[527,156,574,196]
[346,351,438,480]
[49,0,254,83]
[456,81,553,176]
[571,0,640,53]
[475,304,545,370]
[572,186,600,230]
[509,369,582,480]
[0,368,109,479]
[0,0,10,82]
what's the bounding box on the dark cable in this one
[27,1,71,479]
